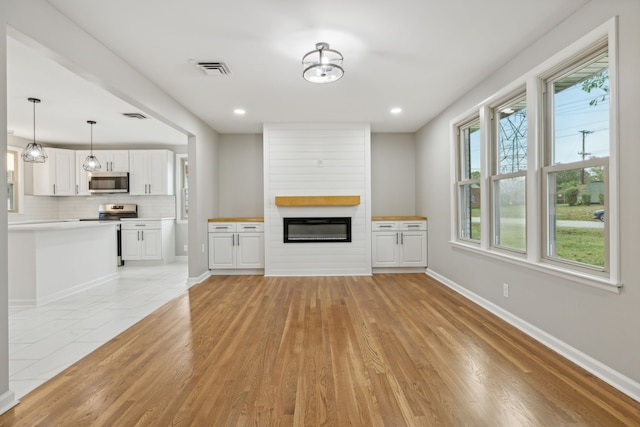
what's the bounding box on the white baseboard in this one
[426,268,640,403]
[0,390,18,415]
[187,270,211,288]
[9,272,119,308]
[210,269,264,276]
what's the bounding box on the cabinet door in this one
[128,150,173,195]
[147,150,172,195]
[75,150,91,195]
[372,232,400,267]
[121,229,142,260]
[102,150,129,172]
[52,149,76,195]
[399,231,427,267]
[236,233,264,268]
[140,229,162,260]
[208,233,235,269]
[128,151,148,195]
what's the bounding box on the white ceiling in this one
[7,0,588,145]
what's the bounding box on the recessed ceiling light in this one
[390,107,402,114]
[234,108,246,115]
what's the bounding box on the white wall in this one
[371,133,416,216]
[217,132,417,219]
[218,134,264,218]
[416,0,640,396]
[264,123,371,276]
[0,0,13,412]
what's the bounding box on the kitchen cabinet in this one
[208,221,264,273]
[74,150,130,195]
[33,148,76,196]
[98,150,129,172]
[75,150,91,195]
[372,220,427,272]
[129,150,174,195]
[121,219,175,263]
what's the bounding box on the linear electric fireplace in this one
[283,217,352,243]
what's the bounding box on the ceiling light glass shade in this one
[21,98,48,163]
[82,120,101,172]
[82,155,101,172]
[302,42,344,84]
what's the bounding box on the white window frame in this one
[7,145,24,215]
[450,18,619,293]
[175,153,188,222]
[455,116,482,244]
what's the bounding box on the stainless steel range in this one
[80,204,138,266]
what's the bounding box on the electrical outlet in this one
[202,243,205,253]
[503,283,510,298]
[183,244,188,251]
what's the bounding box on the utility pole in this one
[578,130,593,184]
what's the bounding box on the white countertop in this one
[8,220,118,232]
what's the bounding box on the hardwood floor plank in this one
[0,274,638,426]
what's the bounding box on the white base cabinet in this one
[121,219,175,264]
[208,221,264,274]
[372,220,427,272]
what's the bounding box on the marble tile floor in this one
[8,261,190,399]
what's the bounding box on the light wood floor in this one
[0,274,638,426]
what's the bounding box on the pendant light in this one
[82,120,102,172]
[302,42,344,84]
[21,98,48,163]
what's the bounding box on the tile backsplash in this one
[10,195,176,221]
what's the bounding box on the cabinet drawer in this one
[400,221,426,231]
[238,223,263,232]
[121,221,161,230]
[372,221,399,231]
[208,223,237,233]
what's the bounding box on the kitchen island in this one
[8,220,118,307]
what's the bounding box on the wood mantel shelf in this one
[275,195,361,207]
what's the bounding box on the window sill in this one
[449,241,622,294]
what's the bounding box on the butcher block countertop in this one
[372,216,427,221]
[208,217,264,222]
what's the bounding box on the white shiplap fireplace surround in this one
[263,123,372,276]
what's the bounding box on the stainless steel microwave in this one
[88,172,129,193]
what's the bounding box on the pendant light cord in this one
[32,99,36,145]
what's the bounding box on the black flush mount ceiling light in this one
[302,42,344,84]
[21,97,48,163]
[82,120,102,172]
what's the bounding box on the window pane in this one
[497,99,527,173]
[461,120,481,180]
[181,158,189,219]
[460,184,481,241]
[547,166,605,268]
[552,55,609,165]
[493,176,526,251]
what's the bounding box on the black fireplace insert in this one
[283,217,351,243]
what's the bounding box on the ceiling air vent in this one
[191,60,231,76]
[122,113,148,120]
